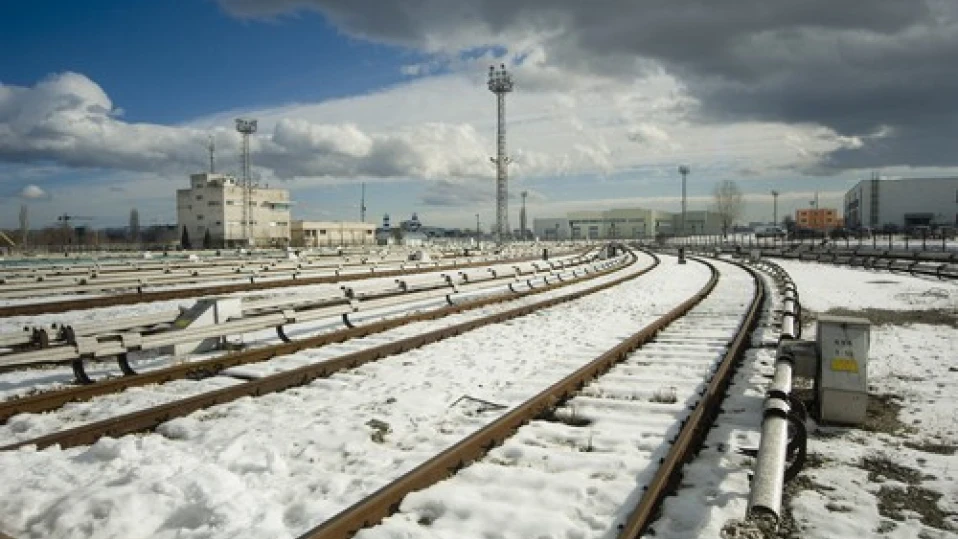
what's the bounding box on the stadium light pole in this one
[488,64,514,244]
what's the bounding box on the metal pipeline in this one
[746,260,806,525]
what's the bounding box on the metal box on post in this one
[816,315,870,424]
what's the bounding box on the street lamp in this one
[771,190,779,225]
[678,165,690,236]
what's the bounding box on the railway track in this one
[297,256,762,538]
[0,254,593,379]
[0,252,766,539]
[0,249,579,317]
[0,248,642,449]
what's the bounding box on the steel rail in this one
[292,256,734,539]
[0,251,642,434]
[0,251,583,317]
[0,256,534,299]
[0,257,596,371]
[617,257,764,538]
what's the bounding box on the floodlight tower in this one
[235,118,258,245]
[488,64,514,244]
[678,165,690,235]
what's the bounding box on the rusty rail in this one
[0,253,638,423]
[0,252,574,317]
[1,251,652,451]
[617,258,765,538]
[294,256,742,539]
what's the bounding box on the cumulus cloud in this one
[0,73,210,172]
[0,74,496,182]
[18,184,50,200]
[218,0,958,170]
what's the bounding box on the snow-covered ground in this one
[0,252,704,538]
[357,258,756,539]
[654,258,958,538]
[0,254,613,402]
[0,255,954,539]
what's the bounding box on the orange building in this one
[796,208,843,230]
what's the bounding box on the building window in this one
[319,230,327,235]
[196,195,203,200]
[215,221,222,225]
[196,215,204,220]
[208,201,220,206]
[225,200,235,206]
[366,230,372,235]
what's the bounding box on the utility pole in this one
[771,190,779,225]
[519,191,528,241]
[476,213,481,236]
[488,64,514,244]
[208,135,215,174]
[360,182,367,222]
[678,165,690,235]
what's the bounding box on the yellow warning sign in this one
[830,358,859,373]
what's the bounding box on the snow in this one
[653,258,958,538]
[0,252,709,538]
[357,258,755,539]
[0,255,954,538]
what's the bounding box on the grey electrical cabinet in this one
[817,315,871,424]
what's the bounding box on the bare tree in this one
[129,208,140,243]
[713,180,744,237]
[19,204,28,247]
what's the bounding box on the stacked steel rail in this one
[0,248,637,443]
[0,249,582,317]
[707,244,957,280]
[0,255,593,376]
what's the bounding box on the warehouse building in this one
[533,207,724,240]
[844,176,958,229]
[290,221,376,247]
[177,173,292,247]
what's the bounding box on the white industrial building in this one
[290,221,376,247]
[176,173,292,248]
[844,176,958,229]
[534,207,725,240]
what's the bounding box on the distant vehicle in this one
[790,227,825,240]
[755,225,786,238]
[829,228,850,239]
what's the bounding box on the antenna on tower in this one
[208,135,215,174]
[360,182,367,222]
[235,118,258,246]
[488,63,514,244]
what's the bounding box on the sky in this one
[1,0,957,231]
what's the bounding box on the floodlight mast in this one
[678,165,690,235]
[235,118,257,246]
[488,64,514,244]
